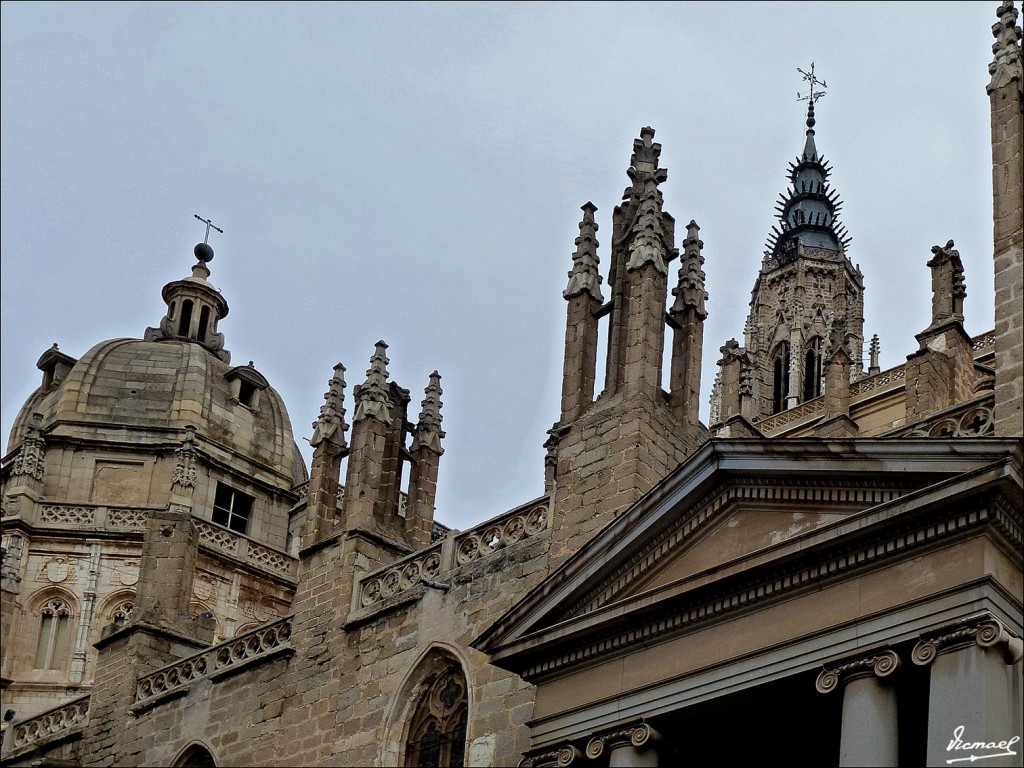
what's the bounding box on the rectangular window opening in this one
[212,482,254,534]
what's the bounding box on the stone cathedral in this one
[2,4,1022,767]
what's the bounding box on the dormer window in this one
[225,364,269,411]
[36,345,78,390]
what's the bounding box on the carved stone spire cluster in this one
[671,220,708,318]
[411,371,445,455]
[310,363,349,451]
[988,0,1023,94]
[563,202,604,301]
[354,341,393,423]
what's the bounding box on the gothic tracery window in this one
[803,338,823,401]
[111,599,134,628]
[404,667,469,768]
[34,598,72,670]
[772,343,790,414]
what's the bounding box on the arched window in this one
[34,598,72,670]
[178,299,194,337]
[803,338,823,401]
[404,667,468,768]
[197,305,211,343]
[173,743,217,768]
[772,343,790,414]
[111,599,134,628]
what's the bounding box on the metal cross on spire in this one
[797,62,828,106]
[193,214,224,244]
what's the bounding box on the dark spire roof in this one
[764,99,852,263]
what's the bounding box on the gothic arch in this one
[380,643,472,768]
[23,587,79,672]
[172,741,217,767]
[96,589,136,630]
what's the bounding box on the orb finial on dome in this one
[193,214,223,264]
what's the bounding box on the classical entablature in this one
[476,438,1023,761]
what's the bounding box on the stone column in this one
[816,650,901,767]
[913,616,1024,768]
[586,723,660,768]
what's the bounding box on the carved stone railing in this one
[754,396,825,435]
[33,501,155,530]
[9,694,90,750]
[25,503,297,581]
[849,364,907,398]
[972,331,996,353]
[887,395,995,438]
[134,615,293,706]
[355,500,550,612]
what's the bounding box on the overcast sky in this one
[1,1,1000,532]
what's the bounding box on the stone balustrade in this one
[754,396,825,434]
[134,615,293,706]
[849,364,907,398]
[9,694,90,751]
[355,500,550,611]
[23,503,298,582]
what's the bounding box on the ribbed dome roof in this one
[8,337,307,488]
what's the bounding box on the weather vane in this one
[797,62,827,106]
[193,214,224,245]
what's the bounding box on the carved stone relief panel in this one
[91,460,150,504]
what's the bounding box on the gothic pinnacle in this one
[563,202,604,301]
[411,371,445,455]
[310,363,349,450]
[354,341,393,423]
[671,219,708,319]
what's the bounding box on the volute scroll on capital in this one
[518,744,582,768]
[815,649,901,694]
[585,722,660,759]
[912,616,1024,666]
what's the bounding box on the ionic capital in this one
[815,649,901,694]
[518,744,582,768]
[912,616,1024,666]
[585,721,660,760]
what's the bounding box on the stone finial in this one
[626,127,668,187]
[708,372,722,425]
[671,219,708,318]
[926,239,967,328]
[988,1,1023,93]
[310,363,349,450]
[625,184,669,275]
[410,371,445,455]
[868,334,881,372]
[354,342,393,423]
[563,202,604,301]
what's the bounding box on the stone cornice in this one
[475,439,1023,658]
[489,471,1019,681]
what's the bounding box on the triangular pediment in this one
[473,438,1023,678]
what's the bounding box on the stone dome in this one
[8,337,307,488]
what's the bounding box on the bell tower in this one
[713,68,866,427]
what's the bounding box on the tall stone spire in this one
[406,372,445,549]
[765,98,851,263]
